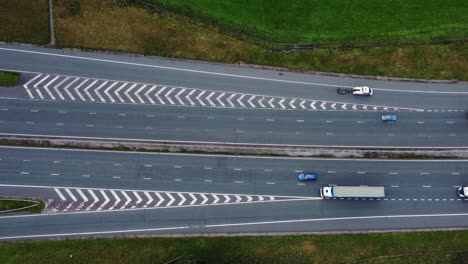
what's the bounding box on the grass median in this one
[53,0,467,80]
[0,199,44,214]
[0,231,467,263]
[0,71,20,86]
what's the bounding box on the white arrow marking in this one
[155,86,167,104]
[235,195,242,203]
[373,106,378,110]
[201,194,208,204]
[189,193,197,205]
[86,189,99,211]
[135,84,146,103]
[278,98,285,109]
[175,88,185,105]
[63,77,79,100]
[114,82,127,103]
[206,91,216,106]
[331,103,336,110]
[223,195,230,203]
[216,93,225,107]
[74,79,88,101]
[43,76,59,99]
[54,188,66,201]
[94,81,108,102]
[196,90,206,106]
[76,189,89,205]
[143,85,156,104]
[164,87,176,105]
[352,104,357,110]
[320,102,327,110]
[52,77,70,100]
[98,190,110,211]
[104,82,118,103]
[177,193,186,206]
[133,191,142,208]
[166,193,175,206]
[155,192,164,207]
[310,101,316,110]
[109,190,121,210]
[226,93,236,107]
[299,100,306,109]
[23,74,42,98]
[258,97,265,108]
[247,196,253,202]
[341,104,347,110]
[289,99,296,109]
[143,192,153,207]
[247,95,256,108]
[33,74,49,99]
[212,194,220,204]
[268,98,275,108]
[120,191,132,209]
[269,196,275,201]
[185,89,195,106]
[83,80,97,101]
[65,188,77,203]
[237,94,246,107]
[258,196,264,201]
[363,105,368,110]
[124,83,137,103]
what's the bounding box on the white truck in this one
[458,187,468,198]
[320,186,385,199]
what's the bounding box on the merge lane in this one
[1,44,468,110]
[0,99,467,147]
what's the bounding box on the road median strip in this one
[0,133,466,159]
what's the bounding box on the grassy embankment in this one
[52,0,467,80]
[0,231,468,263]
[0,71,20,86]
[0,0,49,44]
[0,199,44,214]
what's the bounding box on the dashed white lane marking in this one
[357,172,366,174]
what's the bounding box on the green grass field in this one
[0,199,44,214]
[0,0,49,44]
[1,231,468,263]
[0,71,20,86]
[155,0,468,44]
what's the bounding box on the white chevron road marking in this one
[155,86,167,104]
[278,98,285,109]
[84,80,98,101]
[53,77,69,100]
[175,88,185,105]
[86,189,99,211]
[94,81,108,102]
[216,93,226,107]
[43,76,59,99]
[23,74,42,98]
[226,93,236,107]
[189,193,197,205]
[144,192,153,208]
[63,77,79,101]
[185,89,196,106]
[54,188,66,201]
[237,94,246,107]
[135,84,146,104]
[166,193,176,207]
[114,82,127,103]
[74,79,88,101]
[124,83,137,103]
[155,192,164,207]
[104,81,118,103]
[206,91,216,107]
[33,74,48,99]
[145,85,157,104]
[98,190,110,211]
[196,90,206,106]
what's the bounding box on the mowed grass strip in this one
[155,0,468,44]
[0,199,44,214]
[0,0,50,44]
[54,0,468,80]
[0,71,20,86]
[0,231,468,263]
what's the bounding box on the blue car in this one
[297,173,317,181]
[381,114,397,122]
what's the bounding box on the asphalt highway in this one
[0,44,467,110]
[0,98,466,147]
[0,147,467,239]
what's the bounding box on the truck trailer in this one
[320,186,385,198]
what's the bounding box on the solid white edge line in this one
[0,145,466,162]
[1,212,468,240]
[0,48,467,94]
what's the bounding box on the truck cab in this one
[458,187,468,198]
[320,186,333,198]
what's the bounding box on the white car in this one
[353,86,373,96]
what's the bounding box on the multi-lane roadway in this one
[0,146,467,239]
[0,43,467,239]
